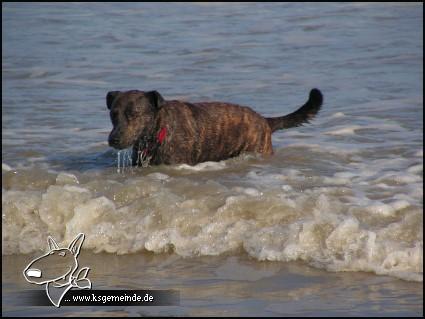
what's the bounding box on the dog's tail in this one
[266,88,323,132]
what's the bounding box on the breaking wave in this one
[2,149,423,282]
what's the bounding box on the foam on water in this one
[2,150,423,282]
[2,163,13,172]
[325,126,360,136]
[175,161,227,171]
[2,105,423,282]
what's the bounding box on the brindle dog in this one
[107,89,323,166]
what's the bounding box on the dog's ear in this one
[68,233,85,257]
[106,91,121,109]
[146,90,165,110]
[47,236,60,251]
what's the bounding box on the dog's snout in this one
[26,268,42,278]
[108,130,127,149]
[108,136,120,147]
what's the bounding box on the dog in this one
[107,88,323,166]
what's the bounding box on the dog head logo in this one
[23,233,92,307]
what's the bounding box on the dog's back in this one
[154,101,273,164]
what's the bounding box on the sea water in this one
[2,2,423,316]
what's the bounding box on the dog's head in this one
[106,90,165,149]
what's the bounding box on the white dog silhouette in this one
[23,233,91,307]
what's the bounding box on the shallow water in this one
[2,2,423,316]
[2,253,423,316]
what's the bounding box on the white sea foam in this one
[407,164,423,174]
[325,125,361,136]
[2,163,422,282]
[147,172,170,181]
[175,161,227,171]
[28,68,49,79]
[56,172,79,185]
[2,163,13,171]
[330,112,346,118]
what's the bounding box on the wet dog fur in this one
[107,89,323,166]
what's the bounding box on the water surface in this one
[2,2,423,316]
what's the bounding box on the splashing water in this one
[116,148,133,173]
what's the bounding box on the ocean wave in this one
[2,163,422,282]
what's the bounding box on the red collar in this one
[157,127,167,144]
[136,127,167,166]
